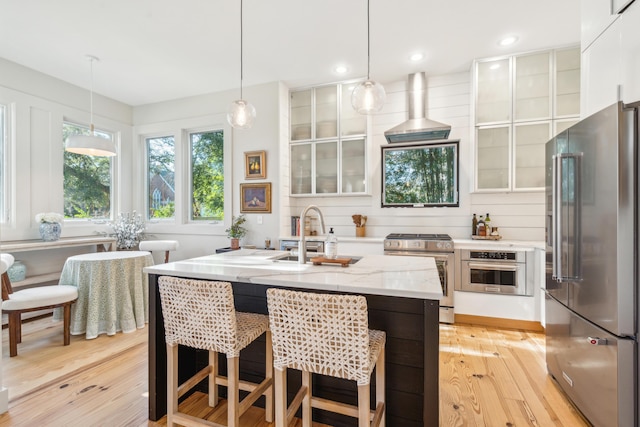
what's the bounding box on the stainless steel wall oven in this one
[383,233,454,323]
[456,248,533,296]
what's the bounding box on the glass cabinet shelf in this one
[290,82,368,196]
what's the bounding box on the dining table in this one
[53,250,154,339]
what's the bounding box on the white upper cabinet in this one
[476,58,511,124]
[581,0,620,49]
[619,0,640,104]
[581,0,640,116]
[289,83,368,196]
[474,47,580,192]
[515,52,551,121]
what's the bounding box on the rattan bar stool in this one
[158,276,273,427]
[266,288,386,427]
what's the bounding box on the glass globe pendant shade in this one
[351,80,386,114]
[227,99,256,129]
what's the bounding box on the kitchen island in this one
[145,249,442,426]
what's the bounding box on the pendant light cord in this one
[87,55,99,133]
[240,0,244,100]
[366,0,371,80]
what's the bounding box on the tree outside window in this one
[63,122,112,219]
[191,130,224,221]
[146,136,175,219]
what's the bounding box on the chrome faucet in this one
[299,205,327,264]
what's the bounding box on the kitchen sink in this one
[272,254,361,264]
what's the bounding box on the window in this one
[63,122,113,219]
[0,104,6,223]
[381,141,459,207]
[190,129,224,221]
[146,136,175,219]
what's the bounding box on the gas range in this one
[383,233,454,253]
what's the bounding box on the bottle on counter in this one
[477,215,486,237]
[325,227,338,259]
[471,214,478,236]
[485,213,491,233]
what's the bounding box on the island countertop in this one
[144,249,442,300]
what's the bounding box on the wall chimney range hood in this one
[384,72,451,143]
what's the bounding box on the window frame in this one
[62,120,116,222]
[144,134,176,222]
[187,127,226,223]
[137,117,232,236]
[0,102,10,224]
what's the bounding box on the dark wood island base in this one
[148,274,439,426]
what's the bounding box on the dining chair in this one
[158,276,273,427]
[266,288,386,427]
[139,239,179,263]
[1,253,78,357]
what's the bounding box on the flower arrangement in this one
[35,212,64,224]
[110,211,146,249]
[225,215,247,239]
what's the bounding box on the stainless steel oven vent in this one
[384,72,451,143]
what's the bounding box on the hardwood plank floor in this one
[1,316,589,426]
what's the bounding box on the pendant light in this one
[227,0,256,129]
[66,55,117,157]
[351,0,386,114]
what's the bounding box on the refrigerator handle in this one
[553,153,583,282]
[552,154,562,281]
[572,153,582,281]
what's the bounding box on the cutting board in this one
[310,256,352,267]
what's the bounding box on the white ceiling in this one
[1,0,581,106]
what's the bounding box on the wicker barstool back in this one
[267,288,383,385]
[267,288,386,427]
[158,276,273,427]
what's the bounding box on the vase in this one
[7,260,26,282]
[230,238,240,250]
[39,222,62,241]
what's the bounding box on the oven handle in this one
[466,262,518,272]
[385,251,452,260]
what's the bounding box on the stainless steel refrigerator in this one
[545,101,638,427]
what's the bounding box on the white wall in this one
[0,59,133,246]
[286,72,545,243]
[132,81,284,259]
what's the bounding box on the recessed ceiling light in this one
[409,53,424,62]
[334,65,348,74]
[499,36,518,46]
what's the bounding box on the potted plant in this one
[225,215,247,249]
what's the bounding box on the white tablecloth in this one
[53,251,154,339]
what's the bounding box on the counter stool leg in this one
[167,344,178,427]
[376,346,386,427]
[275,367,287,427]
[209,350,219,407]
[358,384,370,427]
[302,371,312,427]
[227,356,240,427]
[265,331,274,422]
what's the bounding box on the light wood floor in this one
[0,316,589,426]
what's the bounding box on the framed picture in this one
[244,150,266,179]
[240,182,272,213]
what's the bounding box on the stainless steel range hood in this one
[384,72,451,143]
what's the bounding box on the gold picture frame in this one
[240,182,271,213]
[244,150,266,179]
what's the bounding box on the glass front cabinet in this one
[474,46,580,192]
[290,83,368,196]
